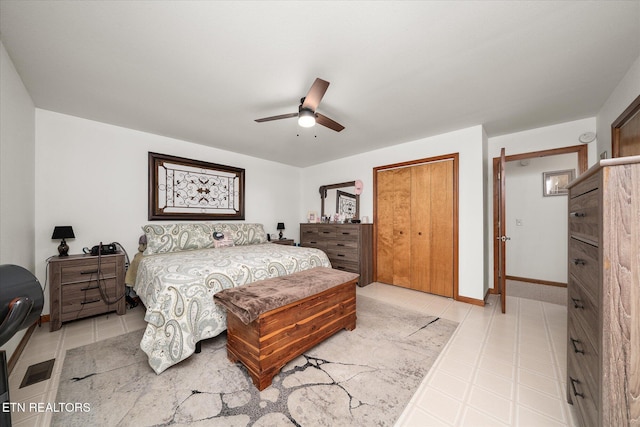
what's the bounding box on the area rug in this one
[53,295,457,426]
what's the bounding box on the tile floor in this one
[7,283,578,426]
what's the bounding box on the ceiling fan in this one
[255,78,345,132]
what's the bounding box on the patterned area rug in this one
[54,296,457,426]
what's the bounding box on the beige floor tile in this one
[413,387,463,425]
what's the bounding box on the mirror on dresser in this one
[319,180,361,222]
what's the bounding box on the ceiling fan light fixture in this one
[298,109,316,128]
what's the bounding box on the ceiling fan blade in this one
[301,78,330,111]
[316,113,345,132]
[254,112,298,123]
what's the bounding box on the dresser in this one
[300,223,373,286]
[566,156,640,427]
[48,253,126,331]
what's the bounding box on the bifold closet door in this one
[376,167,411,287]
[376,160,454,297]
[425,160,453,297]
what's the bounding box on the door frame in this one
[373,153,460,300]
[491,144,588,293]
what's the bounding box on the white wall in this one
[0,42,36,359]
[34,110,302,315]
[505,154,578,283]
[597,54,640,158]
[486,117,596,288]
[301,126,486,301]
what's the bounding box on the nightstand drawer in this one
[60,259,117,284]
[61,280,120,315]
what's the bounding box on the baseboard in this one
[456,293,485,307]
[506,275,567,288]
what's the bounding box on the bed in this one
[132,223,331,374]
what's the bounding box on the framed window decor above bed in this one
[148,152,245,220]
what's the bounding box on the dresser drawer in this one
[569,189,599,243]
[327,248,358,263]
[60,258,117,284]
[326,239,358,251]
[569,238,599,302]
[300,237,327,251]
[300,226,319,237]
[334,225,360,240]
[330,258,359,274]
[567,277,599,350]
[316,226,337,239]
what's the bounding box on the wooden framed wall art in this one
[148,152,245,220]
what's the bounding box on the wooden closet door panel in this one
[411,164,432,292]
[393,168,412,287]
[376,169,395,284]
[430,160,454,297]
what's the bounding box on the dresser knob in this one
[570,212,586,218]
[572,258,586,266]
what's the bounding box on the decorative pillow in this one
[142,223,216,255]
[211,223,268,246]
[142,223,268,255]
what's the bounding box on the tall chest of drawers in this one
[300,223,373,286]
[48,253,126,331]
[566,156,640,427]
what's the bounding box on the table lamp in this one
[277,223,285,240]
[51,226,75,256]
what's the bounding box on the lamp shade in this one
[276,223,285,230]
[51,226,75,240]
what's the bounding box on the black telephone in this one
[86,243,117,256]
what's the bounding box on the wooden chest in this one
[221,269,358,390]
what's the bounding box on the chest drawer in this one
[567,276,599,350]
[568,317,599,404]
[567,350,599,427]
[569,189,599,243]
[569,238,599,302]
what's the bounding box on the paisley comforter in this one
[134,243,331,374]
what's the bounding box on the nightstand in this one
[271,239,294,246]
[48,253,126,331]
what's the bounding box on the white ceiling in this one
[1,1,638,167]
